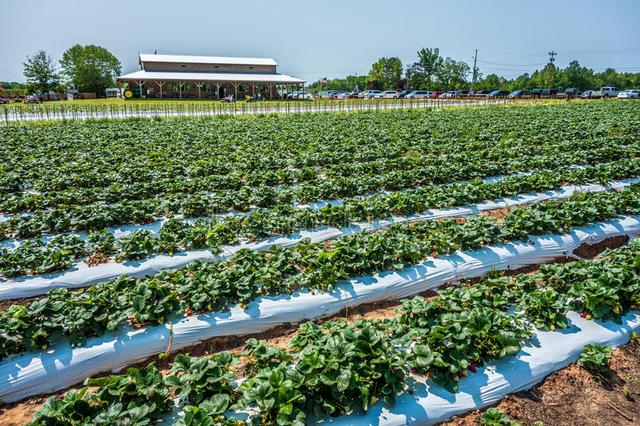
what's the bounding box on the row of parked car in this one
[316,87,640,100]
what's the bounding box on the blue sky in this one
[2,0,639,83]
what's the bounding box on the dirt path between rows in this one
[444,339,640,425]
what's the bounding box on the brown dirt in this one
[444,338,640,426]
[572,234,629,259]
[85,252,110,267]
[0,398,43,426]
[481,205,521,220]
[0,296,39,311]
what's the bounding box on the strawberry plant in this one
[480,407,521,426]
[577,343,613,374]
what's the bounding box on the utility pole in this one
[548,51,557,64]
[471,49,478,92]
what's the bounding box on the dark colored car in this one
[473,90,491,97]
[540,88,559,97]
[563,88,582,98]
[399,89,413,98]
[488,90,510,97]
[507,90,531,99]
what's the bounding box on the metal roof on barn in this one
[139,53,278,67]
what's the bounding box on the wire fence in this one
[0,97,561,123]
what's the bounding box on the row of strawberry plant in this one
[2,185,639,360]
[1,135,629,214]
[2,139,636,236]
[3,102,636,195]
[26,241,640,425]
[1,158,638,279]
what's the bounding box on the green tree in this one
[435,57,470,90]
[477,73,507,91]
[23,50,60,94]
[560,60,592,90]
[60,44,121,95]
[406,48,442,89]
[307,75,368,93]
[368,57,403,90]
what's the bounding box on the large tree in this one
[23,50,60,94]
[368,57,403,90]
[406,48,443,90]
[60,44,121,94]
[435,57,470,90]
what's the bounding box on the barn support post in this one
[155,80,165,99]
[178,81,185,99]
[136,80,144,98]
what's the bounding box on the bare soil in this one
[444,339,640,426]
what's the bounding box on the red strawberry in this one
[580,312,587,318]
[185,307,193,317]
[469,363,477,373]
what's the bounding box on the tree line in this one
[19,45,121,96]
[308,48,640,93]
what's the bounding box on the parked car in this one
[330,91,348,100]
[398,89,413,98]
[530,88,543,97]
[581,90,596,99]
[288,91,313,100]
[430,91,441,98]
[618,89,640,99]
[594,87,620,98]
[507,90,530,99]
[452,90,470,97]
[358,90,382,99]
[364,90,383,99]
[346,91,360,99]
[488,90,509,97]
[0,97,8,104]
[439,91,456,98]
[317,90,339,99]
[336,91,355,100]
[564,88,582,98]
[379,90,399,99]
[540,88,559,97]
[405,90,432,99]
[473,90,491,97]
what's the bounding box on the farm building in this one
[117,53,305,99]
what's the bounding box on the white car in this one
[358,90,380,99]
[618,89,640,99]
[593,86,620,98]
[364,90,383,99]
[405,90,432,99]
[290,91,313,100]
[378,90,399,99]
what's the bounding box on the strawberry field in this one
[1,101,640,425]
